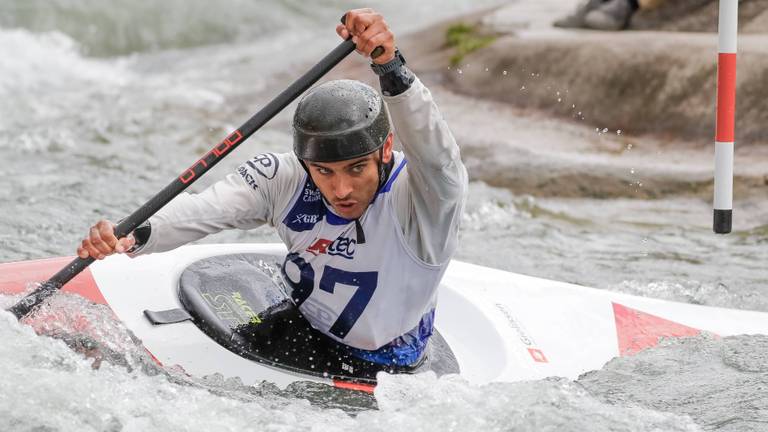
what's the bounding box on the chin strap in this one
[376,146,394,190]
[354,218,366,244]
[357,148,393,245]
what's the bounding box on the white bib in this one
[278,153,446,350]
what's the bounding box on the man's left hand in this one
[337,8,395,64]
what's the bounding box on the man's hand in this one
[77,220,135,260]
[337,9,395,64]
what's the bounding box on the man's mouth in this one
[334,201,357,212]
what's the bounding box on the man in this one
[77,9,467,368]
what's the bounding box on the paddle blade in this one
[8,281,61,319]
[7,255,93,319]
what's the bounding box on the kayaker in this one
[76,8,468,368]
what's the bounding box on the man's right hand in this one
[77,220,135,260]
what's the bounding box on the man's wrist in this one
[371,49,405,75]
[372,49,415,97]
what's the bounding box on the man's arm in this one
[337,9,468,266]
[131,152,301,255]
[386,75,469,265]
[129,172,267,255]
[77,152,301,259]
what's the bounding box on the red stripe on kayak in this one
[612,302,701,356]
[716,53,737,143]
[333,380,375,393]
[0,257,107,305]
[527,348,549,363]
[145,348,164,367]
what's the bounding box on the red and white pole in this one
[714,0,738,234]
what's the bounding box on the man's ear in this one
[382,133,394,164]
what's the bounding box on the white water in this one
[1,0,767,430]
[0,308,705,432]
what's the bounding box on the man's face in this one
[306,134,393,220]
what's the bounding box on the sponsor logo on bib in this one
[306,236,356,259]
[293,213,319,225]
[302,187,322,202]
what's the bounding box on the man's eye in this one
[351,165,365,173]
[317,167,330,175]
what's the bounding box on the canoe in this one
[3,243,768,392]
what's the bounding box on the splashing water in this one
[0,308,704,432]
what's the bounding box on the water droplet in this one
[617,129,622,135]
[630,168,635,174]
[503,70,508,75]
[520,85,526,90]
[602,128,608,133]
[572,104,576,108]
[556,91,561,96]
[627,143,633,150]
[557,98,562,102]
[458,69,463,74]
[485,67,489,72]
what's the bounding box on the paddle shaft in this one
[9,39,359,319]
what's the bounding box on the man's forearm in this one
[128,173,268,256]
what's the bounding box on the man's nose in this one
[333,175,353,199]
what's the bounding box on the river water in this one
[1,1,767,431]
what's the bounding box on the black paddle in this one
[9,22,385,320]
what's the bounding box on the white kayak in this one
[3,243,768,392]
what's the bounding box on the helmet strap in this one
[354,218,366,244]
[355,147,391,245]
[377,146,394,190]
[298,159,310,176]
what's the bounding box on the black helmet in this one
[293,79,390,162]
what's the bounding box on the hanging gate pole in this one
[713,0,738,234]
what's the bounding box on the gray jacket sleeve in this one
[385,77,468,265]
[131,152,302,255]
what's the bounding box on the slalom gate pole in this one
[713,0,738,234]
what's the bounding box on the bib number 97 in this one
[283,253,378,339]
